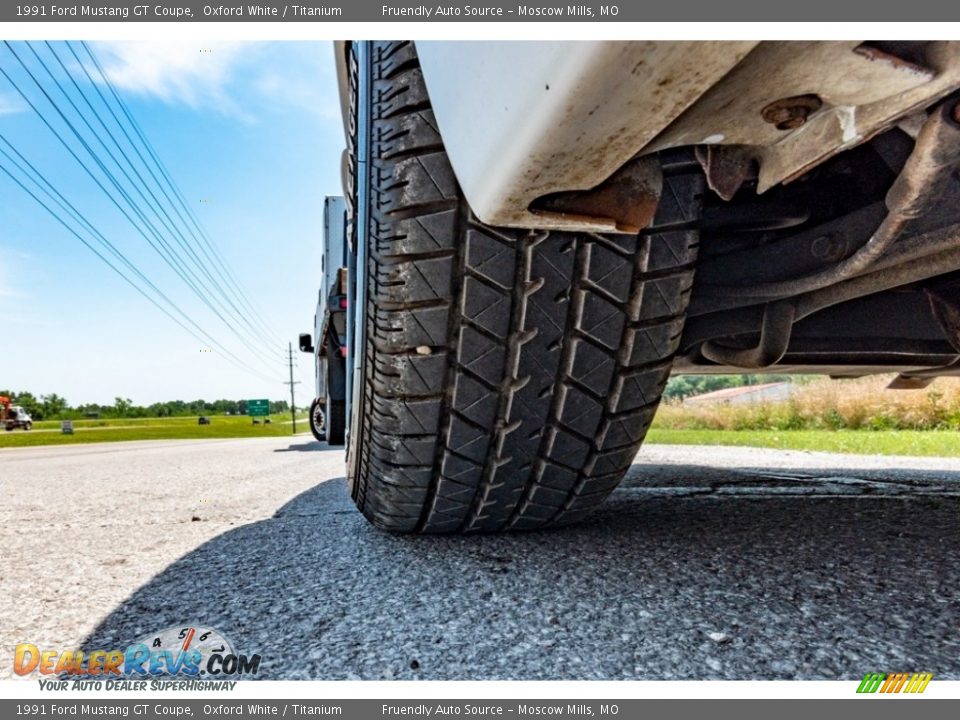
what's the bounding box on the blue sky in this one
[0,41,344,405]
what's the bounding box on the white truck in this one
[1,397,33,431]
[300,197,348,444]
[315,41,960,533]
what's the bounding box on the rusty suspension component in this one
[716,99,960,299]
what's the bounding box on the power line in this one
[62,44,289,359]
[0,136,278,382]
[1,41,282,372]
[78,40,289,350]
[17,41,285,369]
[41,40,287,363]
[63,41,289,359]
[0,148,280,385]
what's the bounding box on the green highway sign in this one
[247,399,270,417]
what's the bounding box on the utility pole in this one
[284,342,301,434]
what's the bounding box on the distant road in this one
[2,438,958,680]
[16,419,304,434]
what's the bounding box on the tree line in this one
[0,390,290,420]
[5,377,797,420]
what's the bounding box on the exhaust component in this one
[701,300,796,368]
[684,243,960,363]
[795,244,960,320]
[887,375,937,389]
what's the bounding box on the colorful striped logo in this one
[857,672,933,694]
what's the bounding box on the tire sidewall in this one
[308,397,326,442]
[345,41,370,485]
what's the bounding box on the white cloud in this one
[0,92,26,116]
[251,43,340,121]
[0,250,26,299]
[92,41,251,115]
[89,41,337,122]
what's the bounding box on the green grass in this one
[646,428,960,457]
[8,416,958,457]
[0,414,309,448]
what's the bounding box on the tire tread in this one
[350,41,703,533]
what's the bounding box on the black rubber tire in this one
[325,346,347,446]
[23,422,31,431]
[346,41,703,533]
[326,399,345,445]
[309,397,326,442]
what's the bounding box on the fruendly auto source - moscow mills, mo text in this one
[381,4,616,17]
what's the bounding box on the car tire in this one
[309,397,326,442]
[24,422,32,431]
[346,41,703,533]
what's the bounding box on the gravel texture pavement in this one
[2,437,958,680]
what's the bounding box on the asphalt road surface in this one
[2,436,958,680]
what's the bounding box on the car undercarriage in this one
[677,98,960,386]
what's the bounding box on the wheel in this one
[325,343,347,446]
[346,41,703,533]
[23,422,31,431]
[309,397,326,442]
[326,398,345,445]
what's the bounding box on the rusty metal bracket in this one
[695,144,757,201]
[530,156,663,234]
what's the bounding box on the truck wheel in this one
[326,400,345,445]
[24,422,31,431]
[325,343,347,446]
[308,398,326,442]
[346,41,703,533]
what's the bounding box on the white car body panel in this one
[335,42,960,232]
[417,41,960,232]
[415,41,755,231]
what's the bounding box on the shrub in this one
[652,376,960,432]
